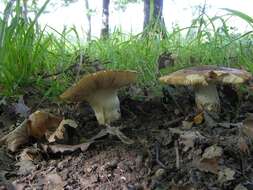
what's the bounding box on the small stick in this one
[75,52,83,83]
[41,63,78,79]
[165,116,184,127]
[155,141,167,169]
[175,140,180,169]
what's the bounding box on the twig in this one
[155,141,167,169]
[41,63,78,79]
[175,140,180,169]
[75,52,83,82]
[162,87,185,116]
[165,116,184,127]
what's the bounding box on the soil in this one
[1,85,253,190]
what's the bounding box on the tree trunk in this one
[101,0,110,38]
[143,0,150,29]
[154,0,163,23]
[84,0,91,41]
[143,0,166,38]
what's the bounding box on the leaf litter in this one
[1,85,253,189]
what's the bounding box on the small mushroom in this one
[60,70,137,144]
[159,65,252,112]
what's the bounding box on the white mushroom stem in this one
[194,83,220,112]
[88,90,121,125]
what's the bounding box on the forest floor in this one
[0,85,253,190]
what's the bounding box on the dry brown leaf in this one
[195,157,220,174]
[0,120,29,152]
[195,145,223,174]
[19,147,42,162]
[27,110,63,139]
[193,112,204,125]
[47,119,78,143]
[16,147,42,176]
[0,111,63,152]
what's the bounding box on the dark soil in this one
[1,86,253,190]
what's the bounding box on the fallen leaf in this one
[234,184,248,190]
[41,141,93,154]
[12,182,27,190]
[218,167,235,183]
[203,111,217,127]
[195,145,223,174]
[19,147,42,162]
[15,147,42,177]
[0,111,62,152]
[238,136,249,154]
[182,121,193,129]
[47,119,78,143]
[27,110,63,139]
[0,120,29,152]
[38,173,63,190]
[193,112,204,125]
[13,96,30,118]
[43,173,64,190]
[202,145,223,159]
[195,157,220,174]
[179,131,204,152]
[15,160,36,176]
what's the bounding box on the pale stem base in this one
[194,83,220,112]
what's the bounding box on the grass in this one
[0,0,78,97]
[0,1,253,98]
[86,17,253,85]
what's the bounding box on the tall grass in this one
[1,2,253,97]
[86,11,253,86]
[0,0,78,96]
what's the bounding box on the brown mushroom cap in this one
[60,70,137,102]
[159,65,252,86]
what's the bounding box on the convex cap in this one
[159,65,252,86]
[60,70,138,102]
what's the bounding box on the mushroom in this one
[60,70,137,144]
[159,65,252,112]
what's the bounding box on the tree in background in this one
[84,0,91,41]
[114,0,140,11]
[113,0,166,36]
[101,0,110,38]
[143,0,150,28]
[143,0,166,38]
